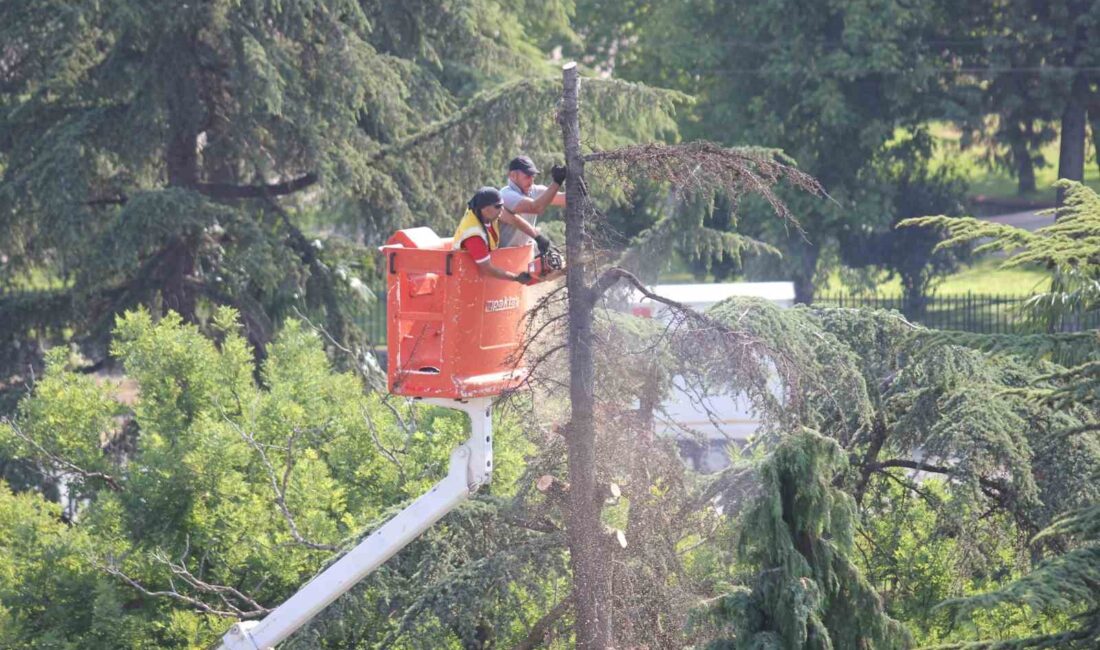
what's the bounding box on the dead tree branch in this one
[101,546,271,620]
[196,172,318,200]
[226,416,339,552]
[868,459,1011,494]
[583,141,825,227]
[512,597,572,650]
[362,402,408,485]
[2,417,122,491]
[103,563,262,618]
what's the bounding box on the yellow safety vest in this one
[453,208,499,251]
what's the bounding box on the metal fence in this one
[7,285,1094,343]
[362,290,1100,340]
[816,292,1100,334]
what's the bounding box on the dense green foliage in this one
[695,295,1098,646]
[2,3,1098,648]
[937,1,1100,195]
[571,0,1100,296]
[699,431,910,650]
[0,0,682,398]
[900,181,1100,648]
[576,0,962,301]
[1,310,555,648]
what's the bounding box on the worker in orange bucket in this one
[454,187,550,283]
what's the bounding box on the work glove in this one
[550,164,567,185]
[514,271,533,284]
[534,234,552,256]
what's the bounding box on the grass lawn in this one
[660,253,1048,298]
[819,257,1049,297]
[929,122,1100,205]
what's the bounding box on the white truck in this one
[629,282,795,473]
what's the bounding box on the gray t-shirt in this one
[498,179,549,248]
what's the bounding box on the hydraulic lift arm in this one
[218,397,494,650]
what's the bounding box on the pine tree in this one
[900,181,1100,648]
[696,430,911,650]
[0,0,681,397]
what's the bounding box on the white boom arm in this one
[218,397,494,650]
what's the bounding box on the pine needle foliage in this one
[0,0,685,390]
[695,297,1098,645]
[360,76,686,241]
[902,181,1100,271]
[927,504,1100,649]
[901,181,1100,649]
[697,430,911,650]
[590,142,825,281]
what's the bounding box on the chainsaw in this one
[525,245,566,284]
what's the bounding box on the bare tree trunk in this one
[559,62,613,650]
[1011,123,1036,195]
[161,46,202,319]
[1091,112,1100,184]
[900,271,929,321]
[1057,74,1088,208]
[164,51,201,190]
[792,238,819,305]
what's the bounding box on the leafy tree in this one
[1,309,557,648]
[0,480,103,648]
[938,1,1061,196]
[592,0,954,302]
[946,1,1100,204]
[695,430,910,650]
[672,294,1095,647]
[838,130,970,317]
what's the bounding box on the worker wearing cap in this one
[454,187,545,283]
[498,155,567,255]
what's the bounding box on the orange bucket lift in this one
[380,227,532,399]
[217,226,538,650]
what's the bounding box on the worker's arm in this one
[509,181,562,215]
[463,237,531,283]
[477,259,531,283]
[499,207,542,240]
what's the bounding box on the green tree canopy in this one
[581,0,957,302]
[0,0,682,396]
[900,180,1100,648]
[1,308,556,648]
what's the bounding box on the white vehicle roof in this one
[632,281,796,310]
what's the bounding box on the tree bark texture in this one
[1009,125,1036,195]
[559,62,613,650]
[161,37,204,318]
[1091,111,1100,184]
[1057,74,1088,208]
[792,238,819,305]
